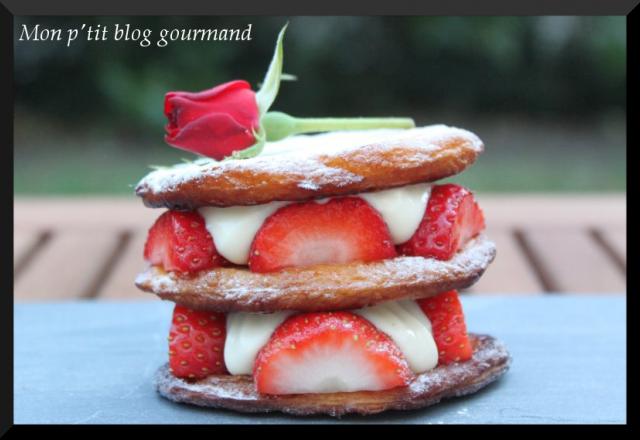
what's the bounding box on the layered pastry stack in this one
[135,125,510,416]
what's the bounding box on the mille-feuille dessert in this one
[133,25,509,417]
[134,126,509,416]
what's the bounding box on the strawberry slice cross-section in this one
[249,197,397,273]
[253,311,415,395]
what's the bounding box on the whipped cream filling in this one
[224,311,293,375]
[354,300,438,373]
[199,202,287,265]
[360,184,431,243]
[223,299,438,375]
[199,183,431,265]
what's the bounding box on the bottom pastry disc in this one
[155,333,510,417]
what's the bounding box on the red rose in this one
[164,80,260,160]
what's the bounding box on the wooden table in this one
[13,194,626,301]
[13,296,626,423]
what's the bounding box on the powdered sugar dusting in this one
[408,335,510,396]
[136,125,483,195]
[257,125,478,157]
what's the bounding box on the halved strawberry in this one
[144,210,227,273]
[253,311,414,395]
[248,197,397,273]
[168,305,227,380]
[398,184,485,260]
[417,290,473,364]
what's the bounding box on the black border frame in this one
[1,0,639,15]
[2,0,636,433]
[1,0,13,437]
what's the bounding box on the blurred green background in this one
[14,16,626,194]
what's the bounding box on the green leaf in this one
[226,126,267,160]
[255,23,288,116]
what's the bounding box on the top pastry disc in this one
[135,125,483,209]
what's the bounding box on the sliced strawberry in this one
[249,197,397,273]
[417,290,472,364]
[144,210,227,273]
[168,305,227,380]
[253,311,414,395]
[398,184,485,260]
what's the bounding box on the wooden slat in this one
[97,231,155,300]
[598,228,626,268]
[522,228,626,293]
[14,230,121,301]
[14,230,42,270]
[468,229,543,294]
